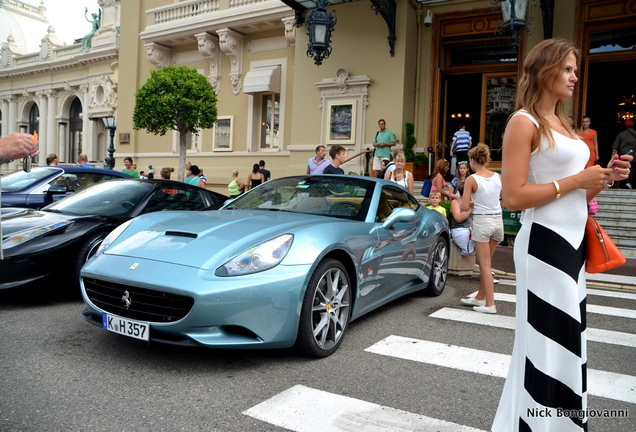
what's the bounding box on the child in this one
[376,158,390,179]
[426,190,447,217]
[451,160,469,193]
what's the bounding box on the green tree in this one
[133,66,218,181]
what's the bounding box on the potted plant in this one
[403,122,428,180]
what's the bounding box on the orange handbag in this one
[585,216,626,273]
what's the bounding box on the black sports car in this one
[0,179,227,292]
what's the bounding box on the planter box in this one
[405,162,428,180]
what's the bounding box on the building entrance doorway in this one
[431,8,518,165]
[443,74,481,156]
[585,59,636,166]
[441,70,516,163]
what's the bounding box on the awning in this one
[243,65,281,94]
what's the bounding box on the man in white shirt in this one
[307,145,331,174]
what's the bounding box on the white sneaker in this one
[491,271,499,284]
[461,297,486,307]
[473,305,497,314]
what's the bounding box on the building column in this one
[7,95,17,134]
[46,90,57,158]
[80,83,93,160]
[0,96,9,137]
[36,91,48,152]
[58,122,67,162]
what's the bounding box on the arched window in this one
[29,104,40,134]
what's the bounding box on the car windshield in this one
[0,167,61,192]
[44,181,154,216]
[224,176,375,220]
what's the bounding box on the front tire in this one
[424,237,448,296]
[69,232,107,292]
[296,258,351,358]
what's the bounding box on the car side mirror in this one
[48,184,68,194]
[382,207,416,229]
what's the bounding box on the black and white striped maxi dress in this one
[492,111,590,432]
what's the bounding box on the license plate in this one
[102,313,149,341]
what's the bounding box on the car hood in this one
[0,208,111,237]
[0,208,74,236]
[106,209,355,270]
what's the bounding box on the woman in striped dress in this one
[493,39,632,431]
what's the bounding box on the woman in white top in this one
[460,143,503,314]
[385,152,414,193]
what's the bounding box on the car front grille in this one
[83,278,194,323]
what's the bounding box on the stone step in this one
[595,203,636,213]
[606,232,636,246]
[619,249,636,258]
[596,214,636,225]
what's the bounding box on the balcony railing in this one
[151,0,276,25]
[229,0,271,6]
[153,0,219,24]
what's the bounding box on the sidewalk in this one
[491,244,636,291]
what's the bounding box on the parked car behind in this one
[0,179,228,292]
[1,166,132,209]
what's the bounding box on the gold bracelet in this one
[552,180,561,199]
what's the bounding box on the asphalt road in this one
[1,272,634,432]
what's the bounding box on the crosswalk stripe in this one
[365,335,636,405]
[243,384,487,432]
[587,288,636,301]
[489,281,636,301]
[586,273,636,287]
[468,291,636,319]
[430,307,636,348]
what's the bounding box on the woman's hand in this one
[608,153,633,182]
[577,153,632,190]
[576,165,613,190]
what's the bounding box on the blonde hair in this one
[468,143,491,166]
[393,153,405,163]
[232,170,239,176]
[429,190,442,198]
[515,38,580,147]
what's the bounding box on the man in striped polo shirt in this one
[450,124,472,165]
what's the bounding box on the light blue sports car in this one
[80,175,449,357]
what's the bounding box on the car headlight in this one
[2,221,72,250]
[216,234,293,277]
[94,219,134,258]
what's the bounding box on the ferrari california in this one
[1,179,227,292]
[80,175,449,357]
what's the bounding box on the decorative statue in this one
[81,7,101,50]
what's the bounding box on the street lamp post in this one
[102,116,116,170]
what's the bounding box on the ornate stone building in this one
[0,0,120,167]
[2,0,635,190]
